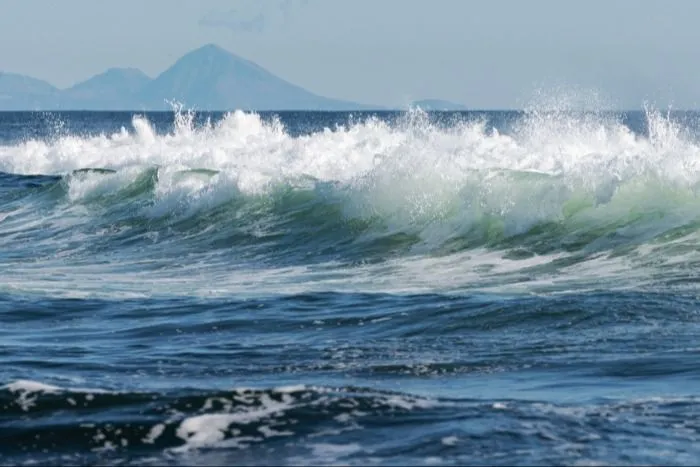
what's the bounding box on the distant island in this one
[408,99,468,111]
[0,44,468,112]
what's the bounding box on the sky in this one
[1,0,699,109]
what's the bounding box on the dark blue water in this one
[2,108,700,465]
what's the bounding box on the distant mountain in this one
[0,72,58,95]
[63,68,152,110]
[409,99,468,111]
[0,72,60,110]
[137,44,375,111]
[0,44,379,111]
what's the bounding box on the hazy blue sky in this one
[1,0,699,109]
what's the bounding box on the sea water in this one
[1,108,700,465]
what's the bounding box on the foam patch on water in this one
[3,379,62,394]
[2,379,110,411]
[161,386,446,454]
[2,379,112,395]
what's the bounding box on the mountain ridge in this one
[0,44,383,111]
[62,68,152,110]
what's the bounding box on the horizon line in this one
[0,108,693,113]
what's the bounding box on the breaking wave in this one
[2,107,700,297]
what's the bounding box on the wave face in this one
[3,108,700,465]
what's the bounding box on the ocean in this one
[1,108,700,465]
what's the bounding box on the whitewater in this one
[1,108,700,465]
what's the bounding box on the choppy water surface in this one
[1,108,700,465]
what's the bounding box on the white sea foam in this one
[2,379,109,394]
[173,390,300,452]
[3,380,62,394]
[1,107,698,205]
[2,379,109,411]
